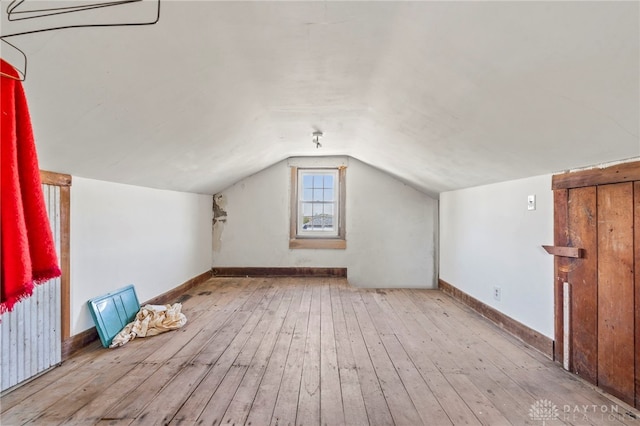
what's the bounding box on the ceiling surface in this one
[2,0,639,196]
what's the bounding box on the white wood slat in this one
[0,184,62,392]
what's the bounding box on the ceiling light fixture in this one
[312,131,323,149]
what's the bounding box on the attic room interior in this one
[1,0,639,424]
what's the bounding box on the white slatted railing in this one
[1,184,62,392]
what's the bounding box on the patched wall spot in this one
[213,194,228,252]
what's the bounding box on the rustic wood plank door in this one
[596,183,635,404]
[567,186,598,385]
[554,161,640,408]
[562,181,637,407]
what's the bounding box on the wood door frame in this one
[551,160,639,404]
[552,160,640,190]
[553,188,570,362]
[40,171,71,343]
[635,181,640,408]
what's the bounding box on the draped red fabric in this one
[1,59,61,314]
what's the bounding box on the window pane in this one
[324,175,334,188]
[323,202,333,218]
[313,189,324,201]
[323,209,334,229]
[303,189,312,201]
[303,174,313,189]
[313,175,323,188]
[312,203,323,216]
[302,202,312,217]
[325,188,334,201]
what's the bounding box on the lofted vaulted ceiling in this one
[2,1,638,196]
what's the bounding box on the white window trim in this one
[290,165,346,250]
[297,168,339,238]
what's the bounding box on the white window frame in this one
[297,169,339,238]
[289,166,346,249]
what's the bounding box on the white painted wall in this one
[439,174,554,338]
[213,157,438,289]
[70,177,212,334]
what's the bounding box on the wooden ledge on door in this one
[542,245,583,258]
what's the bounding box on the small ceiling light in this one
[312,131,323,149]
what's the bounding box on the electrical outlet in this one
[493,286,501,301]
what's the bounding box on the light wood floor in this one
[1,277,639,425]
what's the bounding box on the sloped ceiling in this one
[2,1,638,196]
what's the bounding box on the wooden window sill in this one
[289,238,346,250]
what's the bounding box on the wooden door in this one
[552,161,640,408]
[567,186,597,385]
[634,181,640,409]
[567,183,635,404]
[596,183,635,403]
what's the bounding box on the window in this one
[298,169,338,236]
[290,166,346,249]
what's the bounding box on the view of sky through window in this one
[300,171,336,232]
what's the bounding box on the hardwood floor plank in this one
[397,289,545,425]
[348,290,423,425]
[339,287,394,426]
[172,283,280,423]
[62,279,259,424]
[319,280,346,426]
[0,347,100,411]
[416,293,598,425]
[2,277,639,426]
[220,281,296,425]
[270,283,312,426]
[296,283,322,426]
[377,289,479,425]
[93,280,262,423]
[130,363,211,425]
[94,419,134,425]
[245,280,305,426]
[445,373,512,426]
[143,279,257,364]
[329,281,369,425]
[363,290,453,425]
[39,357,173,425]
[424,290,546,370]
[512,368,630,426]
[62,362,172,425]
[412,290,618,425]
[103,358,188,422]
[1,360,110,424]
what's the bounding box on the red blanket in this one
[1,59,61,314]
